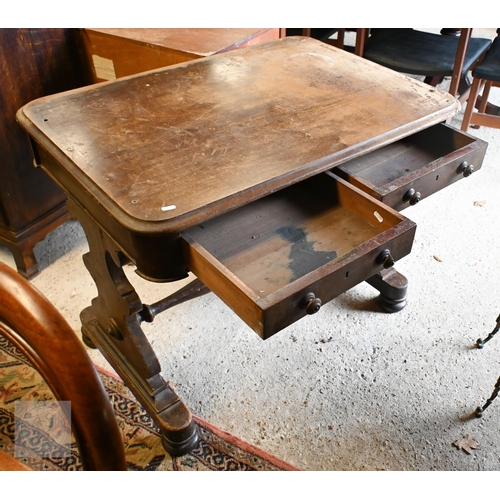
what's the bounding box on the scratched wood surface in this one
[18,36,459,234]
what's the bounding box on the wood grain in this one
[0,28,91,277]
[83,28,281,81]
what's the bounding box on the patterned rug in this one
[0,336,298,471]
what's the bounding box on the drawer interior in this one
[183,173,401,301]
[334,123,477,190]
[182,172,415,339]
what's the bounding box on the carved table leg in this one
[366,267,408,313]
[70,202,199,456]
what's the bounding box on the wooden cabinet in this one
[0,28,91,278]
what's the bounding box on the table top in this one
[85,28,279,57]
[18,36,460,234]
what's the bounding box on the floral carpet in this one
[0,336,298,471]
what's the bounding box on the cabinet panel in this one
[0,28,92,277]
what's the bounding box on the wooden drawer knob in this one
[377,249,395,269]
[300,293,322,315]
[404,188,421,206]
[458,161,474,177]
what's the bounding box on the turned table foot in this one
[366,267,408,313]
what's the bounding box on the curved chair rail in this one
[0,262,127,470]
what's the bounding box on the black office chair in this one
[461,30,500,132]
[362,29,492,100]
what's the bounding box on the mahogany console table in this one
[17,37,487,455]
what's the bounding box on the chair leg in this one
[477,80,493,113]
[424,76,444,87]
[333,29,345,49]
[449,29,472,98]
[474,314,500,418]
[354,28,368,57]
[475,374,500,417]
[476,313,500,349]
[461,76,483,131]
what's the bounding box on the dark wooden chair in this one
[285,28,347,48]
[0,262,127,470]
[361,29,492,101]
[461,30,500,132]
[285,29,367,55]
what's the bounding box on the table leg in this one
[70,202,199,456]
[366,267,408,312]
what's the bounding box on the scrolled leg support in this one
[71,199,199,456]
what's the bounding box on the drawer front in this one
[334,123,488,211]
[181,173,416,340]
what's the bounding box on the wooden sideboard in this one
[0,28,92,278]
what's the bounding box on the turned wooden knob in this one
[458,161,474,177]
[300,293,322,315]
[377,249,395,269]
[404,188,421,206]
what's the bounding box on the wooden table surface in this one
[86,28,281,57]
[18,37,460,234]
[83,28,281,82]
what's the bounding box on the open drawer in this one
[334,123,487,211]
[181,172,416,339]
